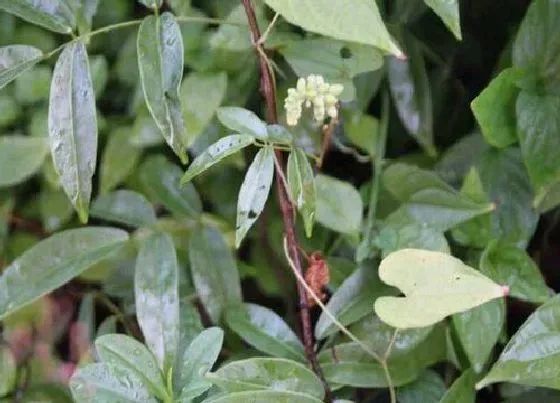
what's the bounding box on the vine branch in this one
[239,1,332,401]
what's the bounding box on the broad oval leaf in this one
[188,226,242,323]
[0,136,49,187]
[0,45,43,90]
[236,146,274,247]
[0,0,74,34]
[176,327,224,401]
[138,13,187,163]
[207,357,324,400]
[315,174,362,234]
[91,190,156,228]
[0,227,128,320]
[423,0,461,40]
[49,40,98,223]
[181,135,255,183]
[287,148,316,238]
[225,303,305,362]
[140,155,202,219]
[217,107,267,140]
[70,363,157,402]
[134,232,180,372]
[477,294,560,390]
[206,390,323,403]
[374,249,509,328]
[263,0,402,56]
[95,334,167,400]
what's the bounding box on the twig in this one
[240,1,332,401]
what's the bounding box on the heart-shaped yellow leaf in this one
[374,249,509,328]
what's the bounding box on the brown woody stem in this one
[240,1,332,401]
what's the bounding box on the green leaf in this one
[287,148,316,238]
[0,227,127,320]
[516,91,560,212]
[0,346,16,395]
[225,303,305,362]
[266,125,293,145]
[135,232,179,372]
[0,45,43,90]
[236,146,274,247]
[396,370,446,403]
[0,136,49,187]
[478,294,560,390]
[480,240,551,304]
[49,40,98,223]
[181,135,255,183]
[207,357,324,400]
[181,72,228,146]
[388,33,435,156]
[89,55,108,98]
[205,390,323,403]
[263,0,402,56]
[95,334,168,400]
[138,0,162,10]
[174,299,204,378]
[440,370,476,403]
[40,187,74,232]
[315,174,362,234]
[315,266,395,340]
[374,249,508,328]
[140,155,202,219]
[471,68,522,148]
[344,113,378,156]
[70,363,157,402]
[383,163,494,231]
[452,299,505,373]
[177,327,224,401]
[137,13,187,163]
[189,226,242,323]
[91,190,156,228]
[217,107,267,140]
[423,0,461,40]
[14,64,51,104]
[280,39,383,102]
[0,0,74,34]
[513,0,560,94]
[99,127,141,194]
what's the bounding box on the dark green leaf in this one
[471,68,522,148]
[0,0,74,34]
[70,363,157,402]
[39,187,74,232]
[95,334,168,400]
[181,135,255,183]
[0,45,43,90]
[225,303,305,362]
[423,0,461,40]
[441,370,476,403]
[207,357,324,400]
[49,40,98,223]
[236,146,274,247]
[0,136,48,187]
[396,370,446,403]
[480,240,551,304]
[140,155,202,219]
[137,13,187,163]
[99,127,141,194]
[217,107,267,140]
[91,190,156,228]
[263,0,402,56]
[287,148,316,238]
[189,226,242,323]
[315,174,362,234]
[135,232,180,372]
[0,227,127,320]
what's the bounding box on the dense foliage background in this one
[1,0,560,402]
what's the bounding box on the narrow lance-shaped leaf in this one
[138,13,187,163]
[135,232,180,372]
[263,0,403,57]
[217,107,268,140]
[181,135,255,183]
[374,249,509,328]
[90,190,157,229]
[0,45,43,90]
[0,227,128,320]
[423,0,462,40]
[0,0,74,34]
[236,146,274,247]
[287,148,316,238]
[48,41,98,223]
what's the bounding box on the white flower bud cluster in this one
[284,75,344,126]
